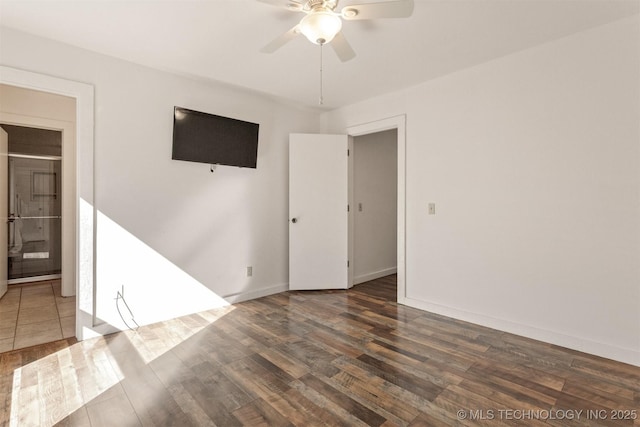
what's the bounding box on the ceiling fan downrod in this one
[319,43,324,105]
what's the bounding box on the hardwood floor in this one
[1,275,638,426]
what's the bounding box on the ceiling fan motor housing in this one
[305,0,338,12]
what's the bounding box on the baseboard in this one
[354,267,397,285]
[223,283,289,304]
[398,296,640,368]
[76,284,288,340]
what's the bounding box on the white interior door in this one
[289,133,350,290]
[0,128,8,298]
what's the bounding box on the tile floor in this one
[0,280,76,353]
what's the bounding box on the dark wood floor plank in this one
[257,347,311,379]
[304,315,374,343]
[398,321,491,354]
[361,343,466,390]
[148,349,197,388]
[561,380,637,410]
[570,358,640,391]
[367,338,428,363]
[465,362,558,408]
[469,358,566,392]
[331,356,424,423]
[298,372,387,426]
[437,385,550,427]
[409,411,458,427]
[325,368,415,426]
[456,376,549,414]
[249,352,298,385]
[305,329,366,359]
[166,382,217,426]
[222,356,292,402]
[180,375,243,426]
[280,385,351,426]
[355,353,444,401]
[277,339,341,377]
[232,397,294,427]
[2,275,639,426]
[289,379,373,427]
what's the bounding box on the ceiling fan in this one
[259,0,414,62]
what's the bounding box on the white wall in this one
[0,27,320,332]
[353,129,397,284]
[322,15,640,366]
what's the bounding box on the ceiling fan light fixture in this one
[299,11,342,45]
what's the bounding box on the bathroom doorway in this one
[0,124,76,352]
[3,124,62,284]
[0,79,81,352]
[0,83,77,300]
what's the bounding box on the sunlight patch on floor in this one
[9,304,234,427]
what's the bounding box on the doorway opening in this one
[347,115,406,302]
[0,83,76,301]
[4,124,63,284]
[0,124,76,352]
[0,79,81,351]
[352,129,398,285]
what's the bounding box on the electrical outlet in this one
[358,203,363,212]
[428,203,436,215]
[246,266,253,277]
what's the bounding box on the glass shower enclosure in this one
[7,155,62,282]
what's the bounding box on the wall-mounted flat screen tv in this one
[172,106,259,168]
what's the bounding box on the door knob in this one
[291,218,298,224]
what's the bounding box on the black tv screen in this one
[172,107,259,168]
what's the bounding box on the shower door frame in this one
[7,151,64,284]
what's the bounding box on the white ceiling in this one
[1,0,638,110]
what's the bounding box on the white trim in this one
[354,267,397,285]
[0,66,95,342]
[346,115,406,305]
[223,283,289,304]
[347,136,355,289]
[404,296,640,367]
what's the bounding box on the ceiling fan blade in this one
[340,0,414,20]
[256,0,304,11]
[260,25,300,53]
[331,31,356,62]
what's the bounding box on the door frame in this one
[346,115,406,303]
[0,128,7,299]
[1,116,73,290]
[0,66,95,341]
